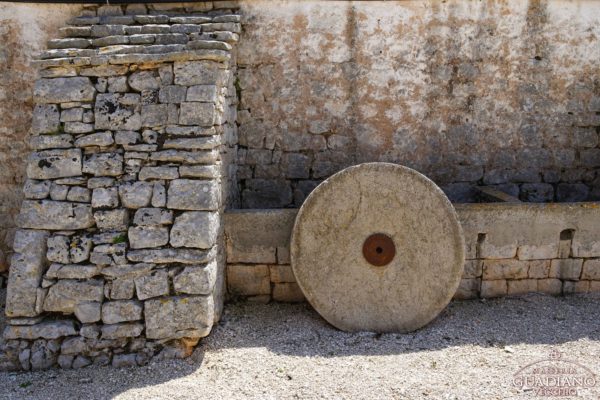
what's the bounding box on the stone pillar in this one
[1,4,240,370]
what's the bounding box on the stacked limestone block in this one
[0,4,239,371]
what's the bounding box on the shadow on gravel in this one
[1,291,600,399]
[209,293,600,358]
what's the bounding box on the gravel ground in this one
[1,290,600,399]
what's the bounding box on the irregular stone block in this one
[64,122,94,134]
[94,209,129,230]
[144,295,214,339]
[101,323,144,339]
[115,130,140,145]
[550,259,583,280]
[27,149,82,180]
[563,280,590,294]
[133,208,173,226]
[92,187,119,208]
[30,134,74,151]
[141,104,168,127]
[3,320,77,340]
[45,264,99,280]
[128,226,169,249]
[139,166,179,180]
[152,182,167,207]
[163,136,219,150]
[179,102,215,126]
[30,339,61,370]
[83,153,123,176]
[70,235,93,263]
[128,70,159,92]
[34,77,95,103]
[269,265,296,283]
[272,282,304,302]
[17,201,92,232]
[67,186,91,203]
[159,85,187,103]
[170,211,218,249]
[127,247,216,264]
[46,235,70,264]
[30,104,60,134]
[227,264,271,296]
[23,180,51,200]
[94,93,141,130]
[74,302,102,324]
[174,60,221,86]
[110,278,135,300]
[480,280,507,298]
[527,260,551,279]
[150,149,218,164]
[186,85,217,102]
[482,260,529,280]
[173,261,216,295]
[179,165,219,179]
[60,107,84,122]
[134,269,169,300]
[43,279,104,313]
[119,181,153,208]
[75,131,114,147]
[102,263,155,279]
[581,259,600,280]
[167,179,220,210]
[102,300,143,324]
[50,183,69,201]
[5,230,49,317]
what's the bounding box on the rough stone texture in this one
[5,230,49,317]
[144,296,214,339]
[166,179,220,211]
[291,163,464,333]
[173,261,217,295]
[224,202,600,303]
[43,279,104,313]
[170,212,218,249]
[134,269,169,300]
[27,149,82,180]
[101,300,143,324]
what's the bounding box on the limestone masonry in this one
[0,0,600,371]
[1,2,239,370]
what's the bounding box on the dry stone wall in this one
[1,4,239,371]
[224,204,600,302]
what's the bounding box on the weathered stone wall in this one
[1,3,240,371]
[1,0,600,262]
[0,3,84,273]
[224,204,600,302]
[236,0,600,207]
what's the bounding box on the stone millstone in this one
[291,163,465,333]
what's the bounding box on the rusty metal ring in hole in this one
[362,233,396,266]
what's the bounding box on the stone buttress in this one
[0,4,240,370]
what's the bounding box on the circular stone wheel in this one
[290,163,465,333]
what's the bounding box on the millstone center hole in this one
[362,233,395,267]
